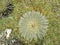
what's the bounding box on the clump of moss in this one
[0,0,8,12]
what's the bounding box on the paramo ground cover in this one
[0,0,60,45]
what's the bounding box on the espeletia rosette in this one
[19,11,49,42]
